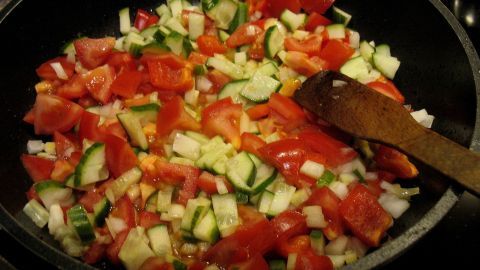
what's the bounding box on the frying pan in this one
[0,0,479,269]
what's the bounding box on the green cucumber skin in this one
[74,143,106,187]
[67,204,96,243]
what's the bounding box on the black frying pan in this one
[0,0,479,269]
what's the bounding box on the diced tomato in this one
[284,51,326,77]
[374,145,418,178]
[258,117,277,137]
[305,12,332,31]
[298,128,357,168]
[23,108,35,125]
[248,32,265,60]
[339,185,393,247]
[276,235,311,258]
[181,10,217,35]
[202,97,242,148]
[204,219,275,267]
[304,187,344,240]
[106,229,129,265]
[152,160,200,205]
[78,96,98,108]
[36,56,75,80]
[246,0,268,16]
[271,210,308,243]
[83,242,107,265]
[56,74,88,100]
[32,94,84,135]
[300,0,335,14]
[20,154,55,182]
[320,39,355,71]
[110,70,143,98]
[188,52,209,65]
[268,93,306,131]
[367,80,405,104]
[82,64,115,104]
[264,0,301,18]
[78,111,104,142]
[197,35,228,56]
[124,94,155,108]
[26,186,40,201]
[78,190,103,212]
[106,52,137,73]
[156,96,201,136]
[240,133,266,157]
[258,139,309,187]
[53,131,80,160]
[50,159,75,182]
[295,251,333,270]
[197,171,233,194]
[378,170,396,183]
[364,179,384,198]
[105,134,138,178]
[101,120,128,141]
[74,37,116,69]
[134,9,159,31]
[207,69,232,93]
[138,211,163,229]
[238,205,266,228]
[226,23,264,48]
[111,195,136,229]
[143,53,194,93]
[284,34,323,57]
[246,104,270,120]
[228,254,269,270]
[140,257,173,270]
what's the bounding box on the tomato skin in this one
[50,159,75,182]
[305,12,332,31]
[367,80,405,103]
[106,229,129,265]
[26,186,40,201]
[36,56,75,80]
[198,171,233,194]
[111,195,137,229]
[110,70,143,98]
[207,69,232,93]
[246,0,268,15]
[83,64,115,104]
[74,37,116,69]
[226,23,264,48]
[240,133,266,157]
[156,96,201,136]
[246,104,270,120]
[144,53,194,93]
[78,111,105,142]
[228,254,269,270]
[20,154,55,182]
[33,94,84,135]
[188,52,209,65]
[374,145,418,178]
[201,97,242,149]
[268,93,306,131]
[138,211,163,229]
[304,187,344,240]
[295,251,333,270]
[298,128,357,168]
[83,241,107,265]
[271,210,308,242]
[265,0,301,18]
[284,34,323,57]
[105,134,138,178]
[339,185,393,247]
[276,235,311,258]
[134,9,158,31]
[248,32,265,60]
[140,257,174,270]
[300,0,335,14]
[78,190,103,212]
[197,35,228,56]
[319,39,355,71]
[56,74,88,100]
[237,205,266,228]
[54,131,81,160]
[284,51,326,77]
[107,52,137,72]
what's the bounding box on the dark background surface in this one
[0,0,480,269]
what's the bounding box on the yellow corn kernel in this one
[279,78,301,97]
[35,80,54,93]
[44,142,56,155]
[143,123,157,137]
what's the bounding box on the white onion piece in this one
[325,235,349,255]
[48,204,65,235]
[215,177,229,195]
[410,109,435,128]
[196,76,213,92]
[50,62,69,80]
[333,80,347,87]
[347,237,369,258]
[365,172,378,181]
[378,193,410,219]
[302,206,327,229]
[27,140,45,154]
[106,216,127,238]
[329,181,349,200]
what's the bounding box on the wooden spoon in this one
[294,70,480,196]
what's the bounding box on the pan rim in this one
[0,0,479,269]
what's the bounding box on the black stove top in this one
[1,0,480,269]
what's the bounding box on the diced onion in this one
[347,237,369,258]
[48,204,65,235]
[378,192,410,219]
[348,30,360,48]
[325,235,349,255]
[410,109,435,128]
[180,243,198,255]
[380,181,420,199]
[27,140,45,154]
[333,80,347,87]
[328,181,348,200]
[66,51,76,64]
[286,253,297,270]
[184,89,200,107]
[365,172,378,181]
[127,184,141,201]
[300,160,325,179]
[106,217,127,238]
[345,250,358,264]
[327,255,346,268]
[50,62,69,80]
[196,76,213,92]
[215,177,229,195]
[303,205,327,229]
[168,203,185,219]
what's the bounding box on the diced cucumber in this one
[236,191,249,204]
[130,103,160,126]
[105,167,143,203]
[269,260,287,270]
[240,73,281,102]
[181,197,211,232]
[117,112,149,150]
[141,42,171,55]
[203,0,238,30]
[264,26,284,59]
[265,132,281,143]
[119,7,131,35]
[317,170,336,187]
[156,4,171,17]
[219,30,231,42]
[196,143,234,170]
[140,26,160,39]
[257,190,274,213]
[310,230,326,255]
[23,199,50,228]
[206,57,244,80]
[165,31,185,56]
[74,143,108,187]
[159,25,172,37]
[212,193,239,237]
[228,1,247,33]
[339,56,369,80]
[291,188,311,207]
[193,209,219,243]
[119,227,155,270]
[172,133,202,160]
[357,69,381,84]
[287,254,298,270]
[157,186,174,212]
[247,153,262,168]
[268,182,296,216]
[168,0,183,18]
[165,17,188,36]
[280,9,306,32]
[251,164,278,194]
[375,44,391,56]
[34,180,73,210]
[256,61,279,77]
[326,24,346,39]
[185,131,210,145]
[67,204,95,243]
[200,136,225,154]
[234,51,247,65]
[359,40,375,63]
[332,6,352,26]
[372,53,400,79]
[148,224,172,256]
[212,155,228,175]
[188,12,205,40]
[145,191,158,212]
[218,79,249,105]
[93,197,111,227]
[226,152,256,193]
[170,157,195,166]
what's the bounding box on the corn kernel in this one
[279,78,301,97]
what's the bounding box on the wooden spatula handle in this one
[397,128,480,196]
